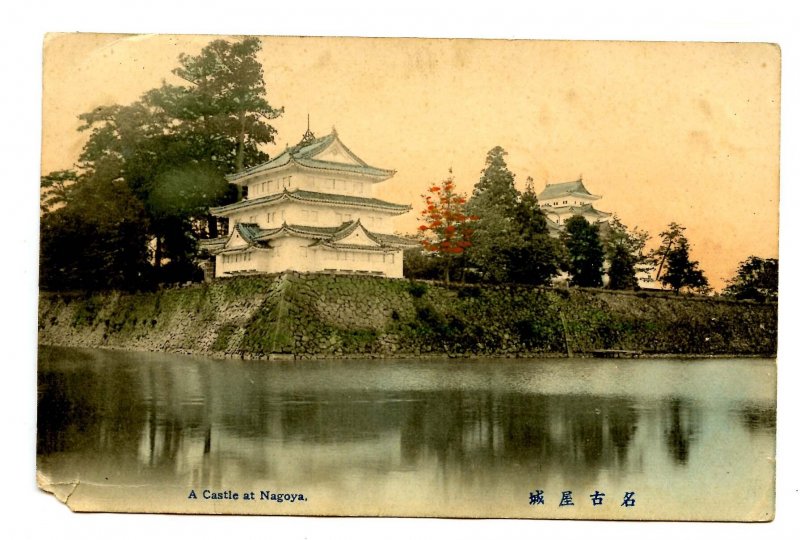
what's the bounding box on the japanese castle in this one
[201,126,415,278]
[537,177,610,233]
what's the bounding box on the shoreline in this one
[37,342,777,362]
[38,273,778,360]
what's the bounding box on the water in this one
[37,346,776,520]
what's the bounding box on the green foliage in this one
[561,216,605,288]
[466,147,520,282]
[40,170,78,213]
[604,216,651,290]
[40,37,283,291]
[607,248,638,290]
[407,280,429,298]
[71,295,102,327]
[471,147,519,208]
[507,178,564,285]
[40,178,153,291]
[171,37,284,172]
[212,323,238,351]
[723,256,778,302]
[650,222,687,282]
[652,223,709,294]
[466,152,562,285]
[403,247,449,280]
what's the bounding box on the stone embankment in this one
[38,273,778,359]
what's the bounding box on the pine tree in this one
[652,223,709,293]
[561,215,605,288]
[660,238,709,293]
[40,37,283,289]
[507,178,563,285]
[465,147,521,282]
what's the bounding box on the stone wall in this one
[38,273,778,359]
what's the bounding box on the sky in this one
[41,34,781,290]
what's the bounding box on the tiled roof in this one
[226,129,395,182]
[235,222,263,243]
[372,233,419,247]
[210,189,411,215]
[316,242,392,252]
[538,179,600,201]
[546,203,610,217]
[203,220,406,255]
[197,237,228,253]
[574,205,610,218]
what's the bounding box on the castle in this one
[200,126,415,278]
[537,177,610,233]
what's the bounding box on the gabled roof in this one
[202,220,408,256]
[226,128,396,183]
[209,188,411,216]
[538,178,601,201]
[235,222,263,243]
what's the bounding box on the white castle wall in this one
[227,201,394,234]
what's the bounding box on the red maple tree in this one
[418,173,478,283]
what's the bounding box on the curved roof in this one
[226,129,396,183]
[538,179,601,201]
[545,203,611,218]
[203,220,414,255]
[210,188,411,216]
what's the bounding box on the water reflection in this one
[663,398,699,466]
[37,347,776,518]
[736,403,777,432]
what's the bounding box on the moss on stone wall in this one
[38,273,778,359]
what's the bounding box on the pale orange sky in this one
[41,34,780,289]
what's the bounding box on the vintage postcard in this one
[37,34,779,520]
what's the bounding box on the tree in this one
[657,228,709,293]
[39,177,151,291]
[467,150,564,285]
[417,172,477,284]
[723,256,778,302]
[465,147,521,282]
[40,170,78,213]
[650,222,685,282]
[471,146,519,209]
[561,215,605,288]
[402,246,449,281]
[603,216,651,290]
[40,37,283,289]
[507,178,564,285]
[169,37,284,173]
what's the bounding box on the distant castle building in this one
[537,178,611,234]
[200,126,415,278]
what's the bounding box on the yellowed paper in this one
[37,34,778,520]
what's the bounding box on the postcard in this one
[37,34,779,520]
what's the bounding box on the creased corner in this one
[37,470,80,509]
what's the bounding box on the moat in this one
[37,346,775,519]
